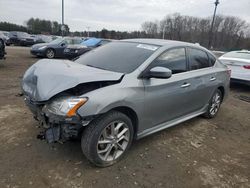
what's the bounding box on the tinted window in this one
[189,48,209,70]
[75,42,159,73]
[152,48,187,74]
[208,53,216,66]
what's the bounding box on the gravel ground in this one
[0,46,249,188]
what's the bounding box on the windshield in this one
[223,51,250,60]
[75,41,159,73]
[17,32,30,37]
[49,37,63,44]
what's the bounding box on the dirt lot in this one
[0,46,249,188]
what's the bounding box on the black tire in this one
[81,111,134,167]
[203,89,222,118]
[45,48,55,59]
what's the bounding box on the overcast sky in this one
[0,0,249,31]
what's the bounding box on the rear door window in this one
[188,48,210,70]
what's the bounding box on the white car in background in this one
[219,50,250,85]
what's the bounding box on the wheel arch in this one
[46,47,56,57]
[217,86,225,101]
[109,106,139,139]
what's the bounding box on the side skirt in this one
[137,107,207,139]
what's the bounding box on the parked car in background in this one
[212,50,225,58]
[0,36,6,59]
[219,50,250,86]
[31,34,54,44]
[0,31,10,46]
[9,31,35,46]
[22,39,230,167]
[64,38,112,59]
[30,37,83,58]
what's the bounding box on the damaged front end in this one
[22,59,124,143]
[24,80,120,143]
[24,95,93,143]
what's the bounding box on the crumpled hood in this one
[22,59,124,102]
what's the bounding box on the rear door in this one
[186,47,218,110]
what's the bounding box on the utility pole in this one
[61,0,64,36]
[86,26,90,37]
[162,25,167,39]
[208,0,219,49]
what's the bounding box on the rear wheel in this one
[45,48,55,59]
[81,111,134,167]
[203,89,222,118]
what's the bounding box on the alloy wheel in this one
[46,49,54,58]
[97,121,130,162]
[209,92,221,116]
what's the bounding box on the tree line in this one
[141,13,250,50]
[0,22,27,32]
[0,18,70,36]
[26,18,70,35]
[0,14,249,50]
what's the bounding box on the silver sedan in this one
[22,39,230,167]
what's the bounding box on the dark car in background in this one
[0,31,10,46]
[64,38,112,59]
[9,31,35,46]
[0,36,6,59]
[30,37,83,58]
[31,34,54,44]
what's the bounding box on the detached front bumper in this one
[24,96,92,143]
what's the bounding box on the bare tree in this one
[141,13,250,50]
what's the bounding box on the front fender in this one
[77,82,144,119]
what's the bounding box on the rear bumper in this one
[231,78,250,86]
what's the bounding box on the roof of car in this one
[122,38,202,48]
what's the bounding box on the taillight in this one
[243,65,250,69]
[227,69,231,76]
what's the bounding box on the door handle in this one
[181,83,191,88]
[210,77,216,81]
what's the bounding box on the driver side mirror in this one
[61,43,66,47]
[143,66,172,79]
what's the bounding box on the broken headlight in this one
[46,97,88,117]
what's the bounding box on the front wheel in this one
[81,111,134,167]
[203,89,222,118]
[45,48,55,59]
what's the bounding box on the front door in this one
[142,47,195,131]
